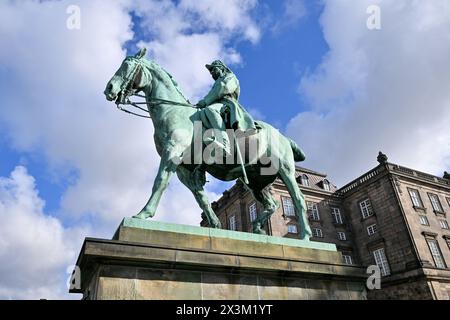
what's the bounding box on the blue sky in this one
[0,0,328,216]
[0,0,449,299]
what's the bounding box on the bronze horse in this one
[104,49,312,240]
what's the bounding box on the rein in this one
[116,95,197,119]
[115,60,197,119]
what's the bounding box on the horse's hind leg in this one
[278,162,312,240]
[247,184,279,235]
[176,166,221,228]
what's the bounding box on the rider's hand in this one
[196,100,206,108]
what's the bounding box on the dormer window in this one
[301,174,309,187]
[323,179,330,191]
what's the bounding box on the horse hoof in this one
[212,221,222,229]
[253,228,266,235]
[133,211,151,219]
[299,232,311,241]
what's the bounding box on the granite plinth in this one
[71,218,367,300]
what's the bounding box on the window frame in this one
[359,199,374,219]
[419,215,429,226]
[426,238,447,269]
[367,224,378,236]
[307,201,320,221]
[445,237,450,251]
[439,219,449,230]
[372,248,391,276]
[408,188,424,208]
[428,193,444,213]
[312,228,323,238]
[338,232,347,241]
[282,196,296,217]
[331,207,343,224]
[229,215,237,231]
[248,202,257,223]
[287,224,298,234]
[342,255,353,265]
[301,174,310,187]
[323,179,331,191]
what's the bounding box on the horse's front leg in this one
[134,153,179,219]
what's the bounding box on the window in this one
[426,239,446,269]
[342,255,353,265]
[307,201,320,221]
[338,232,347,241]
[439,220,449,230]
[312,228,323,238]
[373,248,391,276]
[428,193,444,213]
[323,179,330,191]
[249,203,257,222]
[367,224,378,236]
[301,174,309,187]
[229,215,236,231]
[408,188,423,208]
[287,224,298,234]
[360,199,374,219]
[445,237,450,251]
[332,208,343,224]
[419,215,429,226]
[447,197,450,207]
[282,197,296,217]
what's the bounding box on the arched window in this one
[323,179,330,191]
[301,174,309,187]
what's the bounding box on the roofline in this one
[295,166,327,178]
[337,161,450,194]
[336,164,383,193]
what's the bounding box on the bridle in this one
[115,59,196,119]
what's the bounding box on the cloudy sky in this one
[0,0,449,299]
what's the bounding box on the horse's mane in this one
[140,59,189,102]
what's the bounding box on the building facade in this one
[201,153,450,299]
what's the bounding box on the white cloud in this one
[179,0,261,44]
[0,166,87,299]
[287,0,450,185]
[272,0,308,33]
[133,0,259,100]
[0,0,262,298]
[141,33,242,101]
[0,0,261,227]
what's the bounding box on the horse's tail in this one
[289,138,306,162]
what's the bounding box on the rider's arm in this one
[202,74,239,105]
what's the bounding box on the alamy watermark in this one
[366,265,381,290]
[66,5,81,30]
[367,5,381,30]
[170,121,283,176]
[66,265,81,290]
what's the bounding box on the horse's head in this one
[104,48,151,104]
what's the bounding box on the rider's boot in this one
[203,109,232,156]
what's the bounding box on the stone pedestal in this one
[70,218,367,300]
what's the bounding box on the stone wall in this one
[71,219,368,300]
[341,170,418,273]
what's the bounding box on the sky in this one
[0,0,449,299]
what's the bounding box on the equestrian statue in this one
[104,48,312,240]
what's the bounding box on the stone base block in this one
[70,218,367,300]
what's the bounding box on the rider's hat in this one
[205,60,231,73]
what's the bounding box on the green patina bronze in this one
[119,217,336,251]
[104,48,312,240]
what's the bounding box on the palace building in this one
[200,153,450,299]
